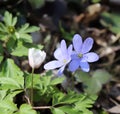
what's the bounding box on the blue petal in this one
[81,37,93,54]
[61,40,67,50]
[58,65,65,75]
[79,61,90,72]
[69,59,79,72]
[68,44,73,56]
[44,60,63,70]
[73,34,82,53]
[83,52,99,62]
[54,48,63,60]
[60,40,68,59]
[71,54,79,60]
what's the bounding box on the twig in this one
[32,106,51,110]
[24,95,31,105]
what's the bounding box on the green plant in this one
[0,11,104,114]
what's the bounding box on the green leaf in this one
[0,23,7,32]
[84,70,111,94]
[12,17,17,26]
[75,69,111,94]
[101,12,120,34]
[52,93,96,114]
[51,108,65,114]
[0,99,17,113]
[17,104,37,114]
[22,26,40,33]
[75,95,97,109]
[59,22,75,41]
[6,36,17,53]
[50,77,65,85]
[5,90,23,101]
[0,90,7,100]
[25,72,41,88]
[18,23,39,34]
[11,41,28,56]
[0,58,24,77]
[0,42,3,54]
[0,77,23,89]
[59,106,80,114]
[75,70,90,83]
[92,0,101,3]
[52,91,85,106]
[84,77,102,95]
[19,33,32,43]
[18,23,29,33]
[74,95,97,114]
[16,23,39,43]
[0,43,4,63]
[0,56,3,63]
[28,0,45,9]
[92,69,112,84]
[12,40,43,57]
[4,11,17,26]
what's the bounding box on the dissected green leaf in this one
[0,90,7,100]
[50,77,65,85]
[17,104,37,114]
[12,40,43,57]
[59,106,80,114]
[75,95,97,109]
[0,23,7,32]
[11,41,28,56]
[22,26,40,33]
[0,99,17,113]
[16,23,39,43]
[5,90,23,101]
[0,58,23,77]
[19,33,32,43]
[51,108,65,114]
[6,36,17,53]
[18,23,29,33]
[0,77,23,89]
[18,23,39,34]
[4,11,17,26]
[52,91,88,106]
[52,92,96,114]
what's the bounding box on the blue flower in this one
[44,40,72,75]
[69,34,99,72]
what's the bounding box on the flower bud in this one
[28,48,46,69]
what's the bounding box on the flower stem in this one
[31,68,34,106]
[71,72,75,90]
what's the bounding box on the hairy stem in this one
[31,68,34,106]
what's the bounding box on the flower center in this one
[78,53,83,58]
[63,59,67,64]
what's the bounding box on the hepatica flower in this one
[28,48,46,69]
[69,34,99,72]
[44,40,72,75]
